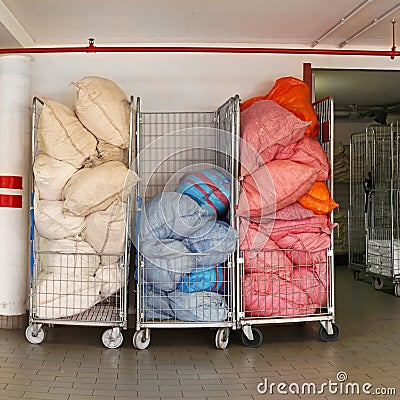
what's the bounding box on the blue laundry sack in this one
[182,220,238,266]
[175,168,231,218]
[177,264,227,294]
[139,192,214,241]
[168,290,228,322]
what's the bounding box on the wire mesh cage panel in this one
[137,254,233,323]
[237,97,338,348]
[136,105,238,213]
[133,96,240,349]
[31,251,127,322]
[138,113,217,199]
[240,249,330,319]
[25,97,133,349]
[364,123,400,293]
[349,132,369,269]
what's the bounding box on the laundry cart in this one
[348,131,374,280]
[360,123,400,295]
[25,97,134,348]
[133,95,240,349]
[237,97,339,347]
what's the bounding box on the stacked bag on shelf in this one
[333,209,348,254]
[237,77,338,317]
[333,142,350,254]
[334,142,350,183]
[33,77,140,318]
[139,168,238,322]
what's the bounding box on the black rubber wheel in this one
[319,323,340,342]
[373,277,384,290]
[298,321,306,327]
[241,327,263,348]
[353,270,360,281]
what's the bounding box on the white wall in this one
[30,52,400,112]
[335,120,374,144]
[23,50,400,309]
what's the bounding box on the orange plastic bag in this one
[265,77,319,138]
[240,96,266,112]
[298,181,339,215]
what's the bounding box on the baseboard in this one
[0,313,27,329]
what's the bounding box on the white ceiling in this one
[0,0,399,48]
[0,0,400,115]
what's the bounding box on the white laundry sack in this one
[38,98,98,168]
[38,237,100,276]
[94,263,124,298]
[84,140,129,168]
[99,254,121,266]
[97,141,129,165]
[35,271,102,319]
[33,154,77,201]
[63,160,139,217]
[72,76,130,148]
[85,200,125,257]
[34,199,86,240]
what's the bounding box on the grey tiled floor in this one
[1,265,400,399]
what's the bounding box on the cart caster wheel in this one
[241,327,263,348]
[102,329,123,349]
[353,270,360,280]
[394,283,400,297]
[215,328,230,349]
[133,329,150,350]
[319,323,340,342]
[373,277,384,290]
[25,325,45,344]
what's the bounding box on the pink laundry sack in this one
[275,232,331,266]
[240,100,308,176]
[240,96,266,112]
[274,202,316,220]
[291,266,327,307]
[243,272,317,317]
[251,202,316,224]
[239,219,273,250]
[240,76,319,139]
[237,160,317,217]
[275,136,330,181]
[240,220,292,279]
[270,214,336,242]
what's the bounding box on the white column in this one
[0,55,31,316]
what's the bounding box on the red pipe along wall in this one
[0,43,398,58]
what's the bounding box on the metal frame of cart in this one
[358,123,400,295]
[25,97,134,348]
[236,97,339,347]
[132,95,240,349]
[349,130,371,280]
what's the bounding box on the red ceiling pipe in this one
[0,39,397,58]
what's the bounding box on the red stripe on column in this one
[0,176,23,189]
[0,194,22,208]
